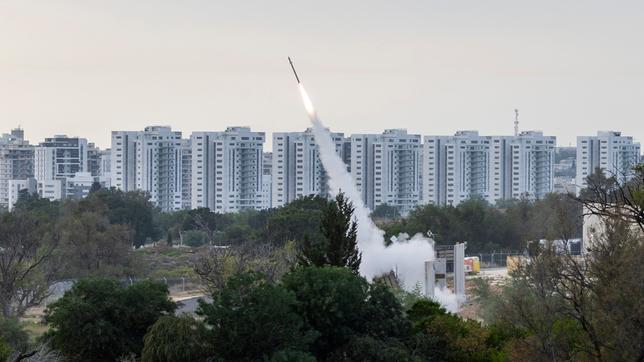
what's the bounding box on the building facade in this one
[191,127,265,212]
[272,128,348,208]
[351,129,421,214]
[34,135,88,182]
[423,130,555,206]
[0,129,34,208]
[576,131,641,191]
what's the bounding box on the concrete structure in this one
[7,178,37,211]
[0,128,34,208]
[260,152,273,209]
[66,172,97,199]
[135,126,185,212]
[110,131,138,192]
[110,127,189,212]
[87,143,102,176]
[180,139,192,210]
[272,128,348,208]
[35,135,89,182]
[351,129,421,214]
[423,130,555,206]
[191,127,265,212]
[576,131,641,191]
[37,179,65,202]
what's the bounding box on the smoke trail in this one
[298,84,460,311]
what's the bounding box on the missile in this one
[288,57,301,84]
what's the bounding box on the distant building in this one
[272,128,348,208]
[422,130,555,206]
[351,129,421,214]
[191,127,265,212]
[0,128,34,208]
[576,131,641,191]
[7,178,37,211]
[35,135,89,182]
[110,127,189,212]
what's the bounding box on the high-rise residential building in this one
[0,128,34,208]
[423,130,555,206]
[191,127,265,212]
[272,128,348,208]
[576,131,641,190]
[135,126,185,212]
[180,139,192,210]
[110,131,138,192]
[110,127,189,212]
[87,143,102,176]
[351,129,421,214]
[34,135,89,182]
[98,148,111,188]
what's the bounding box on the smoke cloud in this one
[298,84,460,311]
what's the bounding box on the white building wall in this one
[422,130,555,206]
[272,129,346,208]
[191,127,264,212]
[351,129,421,213]
[576,131,641,191]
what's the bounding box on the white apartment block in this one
[423,130,555,206]
[0,129,34,208]
[110,127,190,212]
[351,129,421,214]
[35,135,88,182]
[272,128,348,208]
[110,131,138,192]
[135,126,186,212]
[191,127,265,212]
[576,131,641,190]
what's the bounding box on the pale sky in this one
[1,0,643,149]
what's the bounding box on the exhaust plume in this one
[297,82,460,312]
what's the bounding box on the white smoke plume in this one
[297,84,460,311]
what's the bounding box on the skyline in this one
[2,0,643,149]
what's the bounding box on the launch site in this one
[1,1,643,361]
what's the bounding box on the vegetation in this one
[0,166,640,361]
[43,278,176,362]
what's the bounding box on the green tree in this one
[88,188,158,246]
[142,316,213,362]
[282,266,369,357]
[0,318,30,356]
[299,193,361,274]
[44,278,176,362]
[198,272,315,361]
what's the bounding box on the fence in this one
[471,252,524,268]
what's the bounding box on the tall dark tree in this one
[299,192,362,274]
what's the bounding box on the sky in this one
[1,0,643,149]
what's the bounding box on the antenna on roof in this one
[514,109,519,136]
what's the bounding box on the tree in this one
[282,266,370,357]
[0,318,30,356]
[44,278,176,362]
[194,242,297,293]
[0,212,60,318]
[299,193,362,274]
[371,204,401,220]
[142,316,213,362]
[58,208,133,277]
[198,272,315,360]
[88,189,159,246]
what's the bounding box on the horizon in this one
[2,1,643,150]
